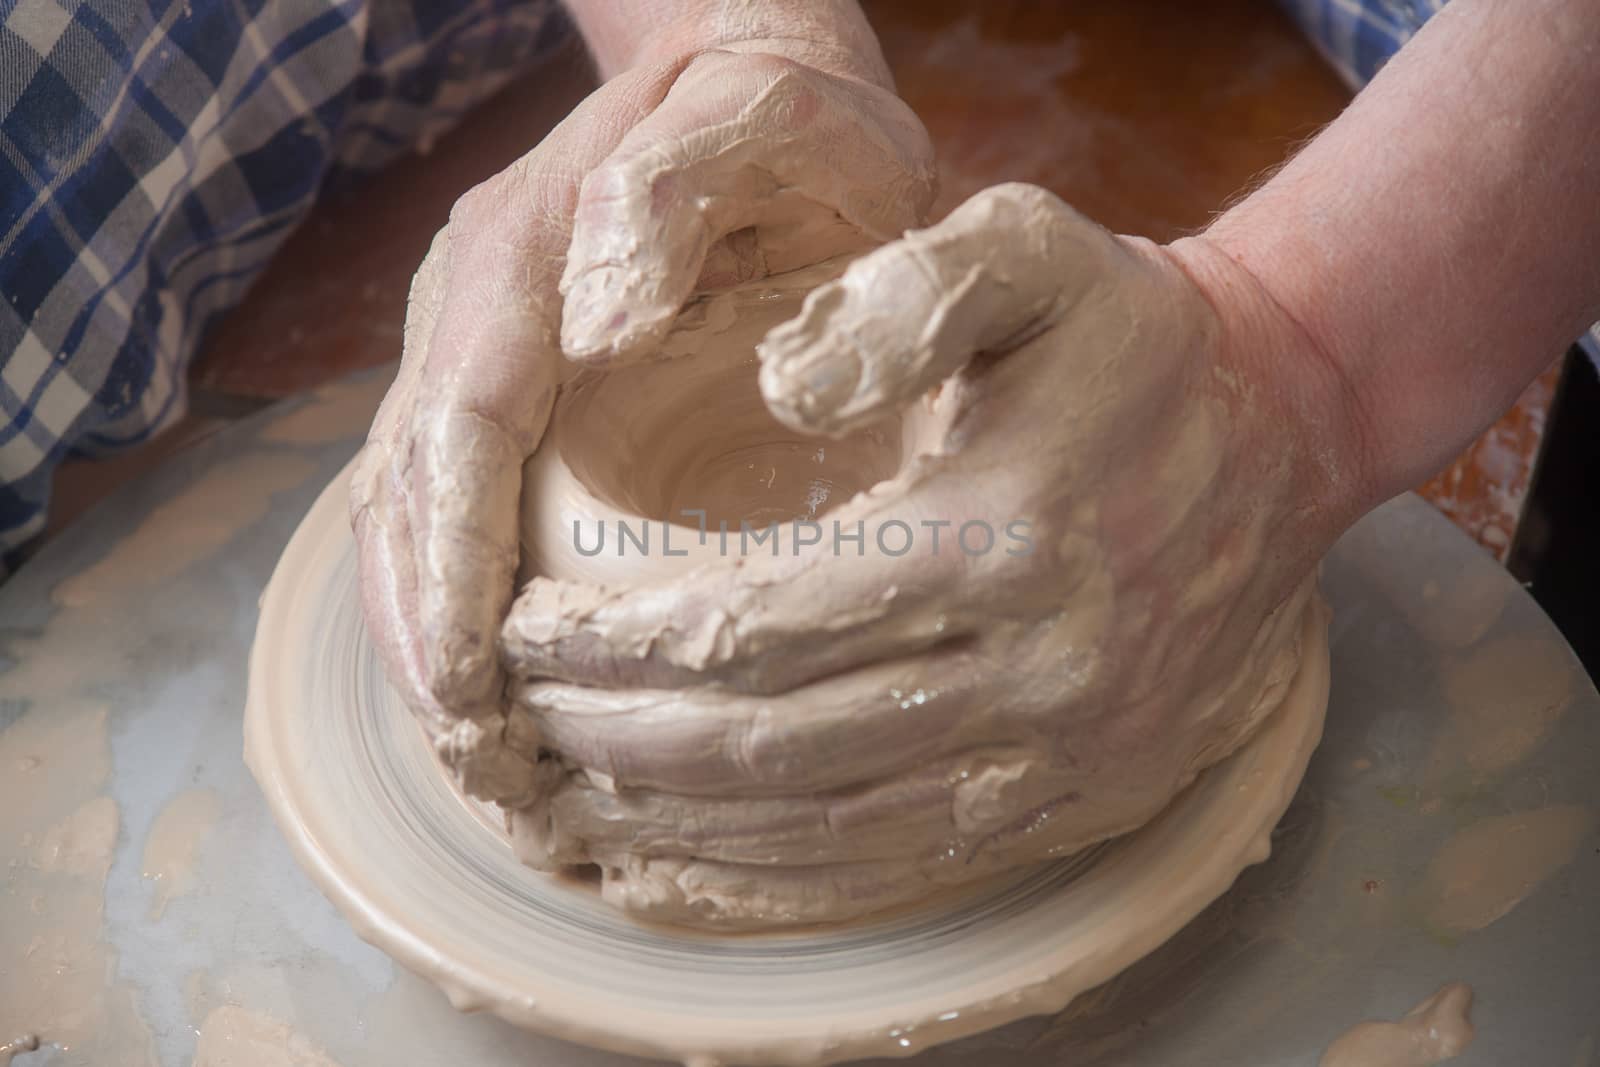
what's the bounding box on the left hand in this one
[349,42,936,804]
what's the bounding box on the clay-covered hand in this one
[349,48,935,802]
[499,183,1367,923]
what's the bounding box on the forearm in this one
[561,0,892,85]
[1198,0,1600,509]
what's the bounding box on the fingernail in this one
[563,265,675,363]
[757,320,863,429]
[561,266,630,362]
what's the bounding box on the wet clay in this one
[142,787,221,919]
[1318,984,1474,1067]
[1421,805,1594,934]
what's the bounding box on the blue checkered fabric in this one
[1275,0,1447,88]
[1279,0,1600,366]
[0,0,564,571]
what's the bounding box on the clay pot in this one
[519,260,913,586]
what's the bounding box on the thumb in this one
[559,52,933,365]
[757,182,1125,436]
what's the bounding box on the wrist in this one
[1162,233,1383,549]
[567,0,893,86]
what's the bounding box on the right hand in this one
[495,184,1366,924]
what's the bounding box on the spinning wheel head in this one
[246,464,1329,1065]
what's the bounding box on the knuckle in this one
[687,51,822,130]
[448,178,507,233]
[688,48,807,86]
[571,161,671,250]
[348,450,377,509]
[413,225,450,285]
[736,51,811,87]
[576,154,644,210]
[976,182,1063,224]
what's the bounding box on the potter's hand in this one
[350,44,934,801]
[499,184,1365,921]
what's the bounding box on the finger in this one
[758,182,1130,436]
[352,453,447,732]
[403,64,684,717]
[577,849,953,929]
[407,287,555,715]
[498,470,1029,694]
[511,650,1003,797]
[515,775,1105,928]
[353,452,552,806]
[541,748,1074,869]
[353,226,448,494]
[350,228,450,725]
[560,51,935,363]
[350,235,556,806]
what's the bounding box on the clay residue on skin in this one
[498,587,1325,928]
[1421,805,1594,934]
[191,1006,344,1067]
[260,376,392,446]
[1318,984,1474,1067]
[1437,637,1574,776]
[556,50,933,362]
[142,787,221,919]
[53,453,316,608]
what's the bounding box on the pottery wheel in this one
[2,367,1597,1066]
[244,455,1327,1066]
